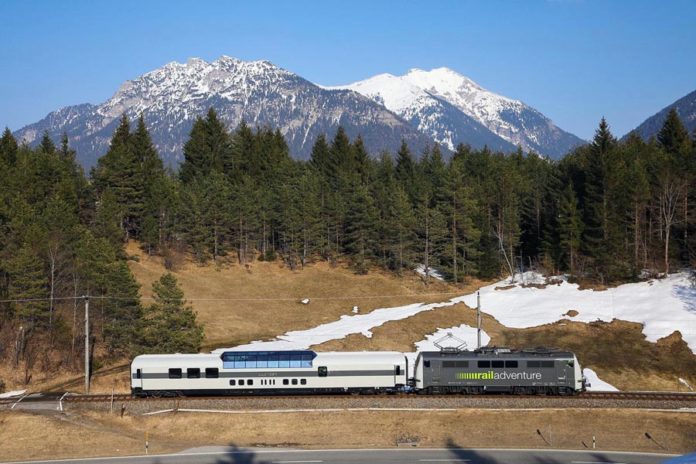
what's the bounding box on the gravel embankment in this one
[65,395,696,415]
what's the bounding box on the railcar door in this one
[133,367,143,390]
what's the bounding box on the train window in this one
[301,379,307,385]
[527,361,540,368]
[541,361,555,368]
[423,361,431,368]
[442,361,455,368]
[268,353,280,368]
[279,354,290,368]
[205,368,219,378]
[239,379,245,386]
[248,379,254,386]
[283,379,289,385]
[229,379,236,386]
[136,369,142,379]
[492,360,504,368]
[257,354,268,368]
[456,361,469,368]
[187,368,201,378]
[168,368,182,379]
[477,361,490,368]
[395,366,401,375]
[318,366,328,377]
[505,361,518,368]
[292,379,298,385]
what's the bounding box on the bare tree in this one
[656,173,687,274]
[493,223,515,283]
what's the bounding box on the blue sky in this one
[1,0,695,139]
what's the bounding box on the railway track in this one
[58,390,696,403]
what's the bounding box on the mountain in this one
[14,56,432,168]
[327,73,517,153]
[628,89,696,141]
[335,68,585,159]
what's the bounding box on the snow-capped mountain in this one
[14,56,431,168]
[336,68,584,159]
[627,88,696,141]
[329,73,516,153]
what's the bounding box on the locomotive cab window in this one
[423,360,431,368]
[205,368,219,378]
[477,361,490,368]
[168,368,182,379]
[187,368,200,378]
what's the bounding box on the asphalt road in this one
[0,447,684,464]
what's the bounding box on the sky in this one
[1,0,695,140]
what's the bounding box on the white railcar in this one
[131,350,407,396]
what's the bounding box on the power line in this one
[0,291,466,304]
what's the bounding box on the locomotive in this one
[131,346,585,396]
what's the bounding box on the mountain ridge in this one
[334,67,585,159]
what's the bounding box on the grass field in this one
[1,408,694,461]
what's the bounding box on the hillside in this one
[629,88,696,140]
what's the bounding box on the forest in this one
[0,108,694,386]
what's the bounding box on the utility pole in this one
[477,291,482,349]
[84,295,90,394]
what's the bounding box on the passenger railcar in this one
[412,347,583,395]
[131,350,407,397]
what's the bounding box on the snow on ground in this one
[0,390,26,399]
[461,272,696,354]
[583,368,619,391]
[414,264,445,281]
[214,295,471,352]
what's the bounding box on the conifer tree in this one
[658,108,691,158]
[0,127,18,165]
[141,273,203,354]
[8,246,49,327]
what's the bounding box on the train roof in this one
[418,348,575,359]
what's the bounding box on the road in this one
[0,447,683,464]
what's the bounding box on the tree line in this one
[0,107,695,384]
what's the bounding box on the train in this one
[130,347,586,397]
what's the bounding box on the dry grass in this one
[1,408,694,461]
[126,241,475,348]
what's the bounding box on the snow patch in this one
[414,264,445,281]
[0,389,26,399]
[463,272,696,354]
[213,295,471,352]
[583,368,619,391]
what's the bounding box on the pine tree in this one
[39,131,56,154]
[582,118,616,279]
[0,127,18,165]
[8,246,49,327]
[658,108,691,158]
[141,273,203,354]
